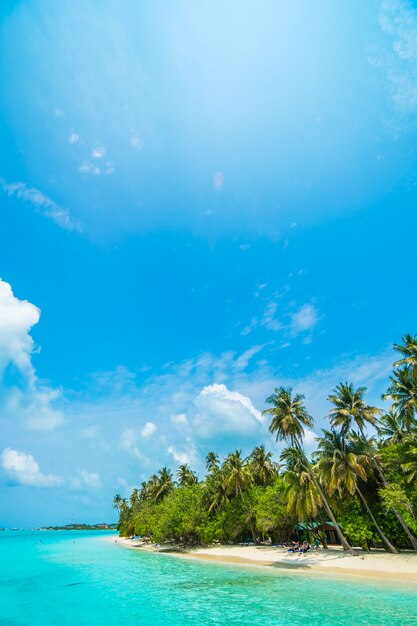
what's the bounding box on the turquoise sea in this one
[1,531,417,625]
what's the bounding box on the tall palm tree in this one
[266,387,354,553]
[205,451,220,475]
[327,383,380,437]
[223,450,253,498]
[384,368,417,431]
[249,445,279,486]
[393,334,417,370]
[314,430,398,553]
[176,464,198,486]
[378,409,406,445]
[112,493,123,512]
[264,386,313,446]
[280,447,321,519]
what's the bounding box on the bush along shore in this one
[114,334,417,554]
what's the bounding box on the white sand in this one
[112,537,417,583]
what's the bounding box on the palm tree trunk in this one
[373,458,417,552]
[356,487,398,554]
[309,471,356,555]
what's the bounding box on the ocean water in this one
[1,531,417,626]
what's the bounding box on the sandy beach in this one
[112,537,417,584]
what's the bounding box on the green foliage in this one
[114,332,417,551]
[254,481,295,542]
[341,501,375,550]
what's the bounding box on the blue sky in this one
[1,0,417,527]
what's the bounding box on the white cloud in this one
[6,386,65,432]
[1,448,63,487]
[68,132,80,144]
[0,279,39,381]
[0,279,64,431]
[79,161,101,176]
[129,132,144,150]
[91,146,106,159]
[193,383,264,440]
[171,413,189,426]
[140,421,157,437]
[377,0,417,113]
[302,429,319,453]
[120,428,149,461]
[291,303,318,335]
[233,345,264,371]
[261,301,282,331]
[0,178,81,232]
[71,470,102,490]
[167,446,190,464]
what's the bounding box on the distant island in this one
[41,523,117,531]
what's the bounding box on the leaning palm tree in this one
[264,386,313,446]
[384,367,417,431]
[249,445,279,486]
[314,429,398,553]
[223,450,253,498]
[327,383,380,437]
[266,387,354,553]
[393,334,417,370]
[351,433,417,551]
[177,464,198,486]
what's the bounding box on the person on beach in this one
[288,541,299,553]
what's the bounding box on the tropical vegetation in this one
[114,334,417,552]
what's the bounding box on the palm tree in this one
[139,480,150,500]
[205,451,220,475]
[153,467,174,502]
[249,445,278,486]
[130,488,140,507]
[266,387,354,553]
[112,493,123,512]
[281,447,321,519]
[223,450,253,498]
[207,473,230,513]
[327,383,380,437]
[351,433,417,552]
[176,464,198,486]
[314,430,398,553]
[393,334,417,370]
[384,368,417,431]
[378,409,406,444]
[264,386,313,446]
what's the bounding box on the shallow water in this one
[1,531,417,625]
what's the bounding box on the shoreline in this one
[111,537,417,585]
